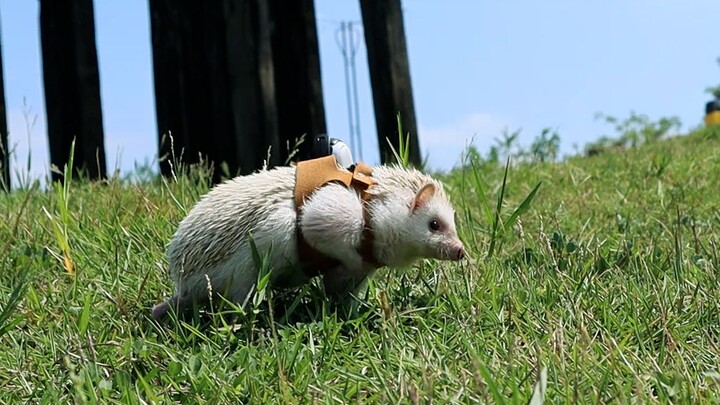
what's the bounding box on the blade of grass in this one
[386,112,411,167]
[503,181,542,233]
[488,157,511,258]
[469,156,494,226]
[528,366,548,405]
[0,274,27,339]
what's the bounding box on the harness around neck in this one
[294,155,381,276]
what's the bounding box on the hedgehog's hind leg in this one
[150,291,199,322]
[151,299,172,320]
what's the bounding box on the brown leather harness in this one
[294,155,382,276]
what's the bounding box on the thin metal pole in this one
[336,22,357,155]
[348,22,363,161]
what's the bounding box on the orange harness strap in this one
[294,155,381,276]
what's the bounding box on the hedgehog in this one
[151,158,465,320]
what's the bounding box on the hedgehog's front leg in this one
[299,182,369,299]
[321,253,370,297]
[300,234,369,298]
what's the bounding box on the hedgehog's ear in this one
[411,183,436,214]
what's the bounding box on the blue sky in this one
[1,1,719,180]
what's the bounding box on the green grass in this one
[2,130,720,403]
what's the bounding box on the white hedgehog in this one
[151,159,465,320]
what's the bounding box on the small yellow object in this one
[706,100,720,126]
[705,111,720,126]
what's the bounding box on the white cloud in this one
[418,112,511,172]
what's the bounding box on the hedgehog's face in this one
[406,183,465,262]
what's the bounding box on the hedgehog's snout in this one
[435,238,465,261]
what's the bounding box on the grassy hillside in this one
[1,130,719,403]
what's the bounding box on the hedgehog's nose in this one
[456,247,465,260]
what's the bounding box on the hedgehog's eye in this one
[429,219,440,232]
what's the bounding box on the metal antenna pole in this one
[347,22,363,161]
[336,22,357,156]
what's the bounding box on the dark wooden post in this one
[359,0,420,166]
[228,0,280,174]
[268,0,327,163]
[149,0,279,182]
[39,0,107,182]
[0,12,9,190]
